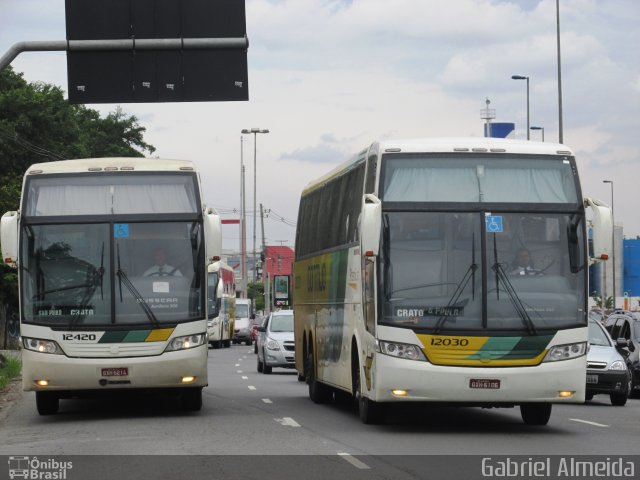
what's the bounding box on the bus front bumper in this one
[22,346,208,392]
[370,353,586,404]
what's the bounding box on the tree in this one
[0,67,156,323]
[248,282,265,313]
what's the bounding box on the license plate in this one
[101,367,129,377]
[586,374,598,384]
[470,378,501,389]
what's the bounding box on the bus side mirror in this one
[1,211,19,267]
[361,194,381,257]
[204,207,222,263]
[584,197,613,261]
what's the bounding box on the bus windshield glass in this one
[23,173,199,216]
[21,221,204,327]
[381,154,579,204]
[380,210,586,333]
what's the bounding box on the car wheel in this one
[257,355,264,373]
[262,350,272,374]
[585,392,594,401]
[610,392,628,406]
[36,391,59,416]
[254,342,258,354]
[520,403,552,425]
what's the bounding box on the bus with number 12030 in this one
[293,137,612,425]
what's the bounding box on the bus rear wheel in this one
[307,351,331,404]
[520,403,551,425]
[36,391,59,415]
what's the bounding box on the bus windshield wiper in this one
[433,234,477,334]
[491,235,537,336]
[116,244,160,328]
[69,243,106,330]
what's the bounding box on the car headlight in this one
[265,338,280,351]
[543,342,587,362]
[165,334,206,352]
[609,360,627,371]
[23,337,63,355]
[377,340,427,361]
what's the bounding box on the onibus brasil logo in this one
[8,456,73,479]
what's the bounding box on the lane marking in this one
[248,386,256,390]
[235,364,240,367]
[338,453,370,470]
[241,376,248,380]
[237,370,243,373]
[275,417,300,427]
[262,398,273,404]
[569,418,609,428]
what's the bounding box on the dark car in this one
[586,319,631,405]
[605,312,640,398]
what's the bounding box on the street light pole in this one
[511,75,530,140]
[241,128,269,315]
[556,0,564,143]
[530,126,545,142]
[604,180,615,309]
[240,136,247,298]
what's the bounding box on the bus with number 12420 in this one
[1,157,221,415]
[293,137,612,425]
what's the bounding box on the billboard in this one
[65,0,248,103]
[274,275,290,307]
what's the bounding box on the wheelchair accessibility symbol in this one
[485,215,503,233]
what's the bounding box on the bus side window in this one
[365,153,377,194]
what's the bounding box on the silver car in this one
[586,319,631,406]
[256,310,295,374]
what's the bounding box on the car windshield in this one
[588,321,612,347]
[236,304,249,318]
[270,313,294,332]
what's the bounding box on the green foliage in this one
[0,66,156,308]
[592,293,614,309]
[0,355,21,390]
[248,282,265,312]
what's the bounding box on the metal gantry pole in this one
[556,0,564,143]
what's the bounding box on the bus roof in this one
[301,137,574,196]
[25,157,196,175]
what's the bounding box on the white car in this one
[256,310,295,374]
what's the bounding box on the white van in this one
[233,298,253,345]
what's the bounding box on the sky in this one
[1,0,639,253]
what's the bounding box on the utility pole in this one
[260,203,270,314]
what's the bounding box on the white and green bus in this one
[1,158,222,415]
[207,260,236,349]
[293,137,612,425]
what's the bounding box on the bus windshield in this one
[21,221,204,327]
[380,211,586,332]
[382,154,579,204]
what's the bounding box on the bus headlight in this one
[165,334,206,352]
[543,342,587,362]
[23,337,63,355]
[377,340,427,361]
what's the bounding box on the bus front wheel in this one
[353,360,382,424]
[36,391,59,415]
[520,403,551,425]
[181,388,203,412]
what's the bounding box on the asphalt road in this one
[0,345,638,480]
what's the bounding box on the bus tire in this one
[353,360,382,424]
[307,351,331,404]
[181,387,203,412]
[223,340,230,348]
[36,391,59,415]
[520,403,551,425]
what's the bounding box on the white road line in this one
[248,386,256,390]
[569,418,609,428]
[237,370,243,373]
[262,398,273,404]
[337,453,370,470]
[241,376,248,380]
[235,364,240,367]
[275,417,300,427]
